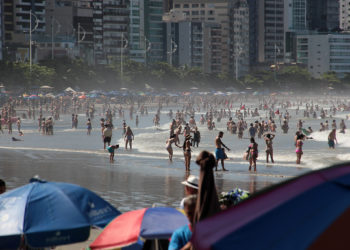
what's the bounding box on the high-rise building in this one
[73,0,94,63]
[257,0,285,64]
[297,33,350,78]
[173,0,231,74]
[307,0,340,32]
[286,0,307,31]
[3,0,46,62]
[165,21,192,67]
[340,0,350,31]
[229,0,249,79]
[284,0,307,63]
[129,0,146,63]
[247,0,258,66]
[0,0,3,60]
[93,0,129,64]
[163,10,206,69]
[144,0,165,62]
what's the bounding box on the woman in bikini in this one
[295,134,305,164]
[124,126,134,150]
[183,134,192,171]
[165,134,181,161]
[264,133,275,163]
[248,138,258,171]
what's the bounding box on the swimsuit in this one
[296,140,303,154]
[215,148,225,160]
[107,146,114,153]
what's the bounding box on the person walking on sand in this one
[166,134,181,161]
[248,138,258,171]
[215,131,230,171]
[328,129,337,149]
[124,126,134,150]
[264,133,275,163]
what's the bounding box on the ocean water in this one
[0,102,349,211]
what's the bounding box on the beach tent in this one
[192,162,350,250]
[0,178,120,249]
[90,207,188,249]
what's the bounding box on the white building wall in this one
[297,34,350,78]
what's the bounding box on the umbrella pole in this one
[155,239,159,250]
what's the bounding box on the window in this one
[192,4,199,7]
[174,4,180,8]
[183,4,189,8]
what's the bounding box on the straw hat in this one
[181,175,199,189]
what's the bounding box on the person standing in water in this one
[328,129,337,149]
[102,124,112,150]
[165,134,181,161]
[135,115,139,127]
[248,138,258,171]
[87,118,92,135]
[124,126,134,150]
[16,117,21,133]
[183,134,192,172]
[264,133,275,163]
[295,134,305,164]
[215,131,230,171]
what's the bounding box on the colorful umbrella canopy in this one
[29,95,39,100]
[90,207,188,250]
[192,162,350,250]
[79,95,87,99]
[0,179,121,249]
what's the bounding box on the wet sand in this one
[1,148,298,212]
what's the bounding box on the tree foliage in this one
[0,58,344,91]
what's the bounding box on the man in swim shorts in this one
[103,124,113,149]
[215,131,230,171]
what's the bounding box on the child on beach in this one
[107,144,119,162]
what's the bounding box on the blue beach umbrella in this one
[0,179,121,249]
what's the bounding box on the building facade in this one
[129,0,146,63]
[144,0,165,62]
[307,0,340,32]
[93,0,129,64]
[173,0,231,74]
[230,0,249,79]
[297,33,350,78]
[0,0,3,60]
[340,0,350,31]
[246,0,258,66]
[257,0,285,64]
[73,0,94,63]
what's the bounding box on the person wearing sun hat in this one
[179,175,199,209]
